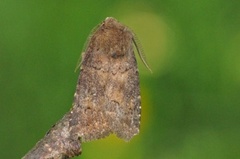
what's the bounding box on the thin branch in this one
[22,110,82,159]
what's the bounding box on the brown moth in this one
[23,17,154,159]
[70,17,151,142]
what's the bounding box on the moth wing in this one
[71,48,141,142]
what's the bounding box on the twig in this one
[22,110,82,159]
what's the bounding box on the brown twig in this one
[22,111,82,159]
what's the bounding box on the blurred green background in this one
[1,0,240,158]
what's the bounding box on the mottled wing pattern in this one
[70,17,141,142]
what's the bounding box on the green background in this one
[1,1,240,158]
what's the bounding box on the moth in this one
[70,17,151,142]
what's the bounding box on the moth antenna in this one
[74,23,102,72]
[132,35,152,73]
